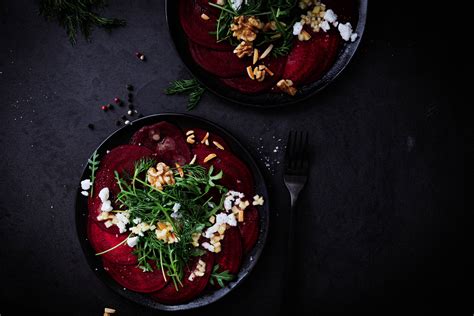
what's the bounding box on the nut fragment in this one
[263,21,277,32]
[186,130,194,136]
[233,41,253,58]
[230,16,264,42]
[201,132,210,144]
[246,66,255,80]
[259,44,274,60]
[203,153,217,163]
[298,29,312,41]
[252,194,265,206]
[213,141,225,150]
[189,154,197,165]
[186,134,195,144]
[276,79,298,96]
[263,65,274,76]
[238,210,244,222]
[253,49,259,65]
[200,13,210,20]
[147,162,175,190]
[104,308,116,314]
[175,163,184,178]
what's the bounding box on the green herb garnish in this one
[210,264,234,288]
[109,159,227,289]
[164,78,205,111]
[87,150,100,196]
[39,0,126,44]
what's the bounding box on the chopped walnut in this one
[277,79,298,96]
[233,41,253,58]
[147,162,175,190]
[230,16,264,42]
[263,21,277,32]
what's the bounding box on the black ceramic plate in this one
[165,0,367,107]
[75,113,269,311]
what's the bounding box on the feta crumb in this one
[81,190,89,197]
[172,203,181,212]
[350,32,358,42]
[98,187,110,202]
[116,221,127,234]
[127,236,139,247]
[230,0,243,10]
[338,22,354,41]
[292,22,303,35]
[319,20,330,32]
[202,242,215,252]
[226,213,237,226]
[324,9,338,23]
[81,179,92,190]
[101,200,113,212]
[132,218,142,225]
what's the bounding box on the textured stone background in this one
[0,0,467,315]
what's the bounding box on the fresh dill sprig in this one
[210,264,234,288]
[164,78,205,111]
[109,159,227,289]
[87,150,100,196]
[39,0,126,44]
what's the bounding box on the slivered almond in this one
[259,44,274,60]
[213,141,224,150]
[175,163,184,178]
[263,65,274,76]
[203,153,216,163]
[104,307,116,314]
[258,65,265,70]
[186,130,194,136]
[190,154,197,164]
[201,132,209,144]
[186,135,195,144]
[257,70,266,82]
[238,210,244,222]
[201,13,210,20]
[246,66,255,80]
[253,48,259,65]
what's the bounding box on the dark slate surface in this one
[0,0,467,315]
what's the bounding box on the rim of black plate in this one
[165,0,368,108]
[75,113,270,311]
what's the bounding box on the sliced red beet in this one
[219,56,287,94]
[87,220,137,265]
[130,121,191,165]
[152,252,214,304]
[103,259,168,293]
[179,0,231,51]
[186,127,230,151]
[193,144,254,196]
[88,145,153,232]
[215,227,242,275]
[189,41,250,78]
[239,206,259,254]
[88,145,153,231]
[283,31,341,85]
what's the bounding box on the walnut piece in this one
[233,41,253,58]
[277,79,298,96]
[230,16,264,42]
[147,162,175,190]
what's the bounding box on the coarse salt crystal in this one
[338,22,354,41]
[324,9,338,23]
[81,179,91,190]
[320,20,330,32]
[81,190,89,197]
[98,187,110,202]
[127,236,139,247]
[293,22,303,35]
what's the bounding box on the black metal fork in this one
[280,131,309,310]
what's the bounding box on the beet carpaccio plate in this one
[167,0,367,106]
[76,114,269,310]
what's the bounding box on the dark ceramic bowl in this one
[165,0,368,107]
[75,113,270,311]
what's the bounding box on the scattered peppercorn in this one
[116,120,121,126]
[124,120,131,125]
[107,103,114,110]
[127,110,133,116]
[88,123,94,130]
[135,52,145,61]
[138,113,144,118]
[113,97,121,104]
[128,103,134,110]
[121,115,127,120]
[101,105,108,111]
[126,84,133,91]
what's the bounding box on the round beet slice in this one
[152,252,214,304]
[193,144,254,196]
[87,220,137,265]
[239,206,260,254]
[88,145,153,231]
[215,227,242,275]
[219,56,287,94]
[130,121,191,165]
[283,31,341,85]
[179,0,231,51]
[189,41,250,78]
[103,259,168,293]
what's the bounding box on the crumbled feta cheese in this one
[293,22,303,35]
[98,187,110,202]
[101,200,113,212]
[172,203,181,213]
[224,198,233,212]
[324,9,338,23]
[116,221,127,234]
[81,190,89,197]
[116,212,129,225]
[338,22,354,41]
[230,0,243,10]
[132,218,142,225]
[202,242,215,252]
[127,236,139,247]
[81,179,92,190]
[215,213,228,225]
[333,21,339,27]
[319,20,330,32]
[226,213,237,227]
[350,32,358,42]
